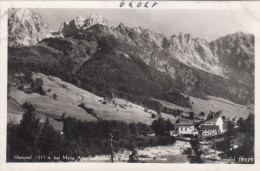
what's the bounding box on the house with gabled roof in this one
[199,114,225,136]
[170,117,198,136]
[200,125,219,136]
[204,116,224,133]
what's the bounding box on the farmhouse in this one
[200,125,219,136]
[170,117,198,136]
[199,115,225,136]
[203,116,224,133]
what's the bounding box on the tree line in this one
[7,102,176,162]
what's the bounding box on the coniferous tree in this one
[224,120,235,156]
[129,122,138,135]
[190,136,203,163]
[38,117,62,157]
[17,102,41,155]
[241,114,254,158]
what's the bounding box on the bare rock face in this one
[210,31,255,87]
[58,14,255,81]
[59,14,115,37]
[8,12,255,105]
[8,8,51,47]
[114,24,223,77]
[160,33,224,77]
[8,10,254,92]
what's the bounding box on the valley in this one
[6,8,255,163]
[8,72,253,130]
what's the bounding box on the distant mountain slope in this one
[8,40,192,111]
[73,24,253,105]
[210,31,255,87]
[115,24,225,77]
[8,9,254,108]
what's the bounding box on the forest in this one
[7,102,176,162]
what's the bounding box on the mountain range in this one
[8,9,254,111]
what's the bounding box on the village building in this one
[199,115,225,136]
[200,125,219,136]
[170,117,198,136]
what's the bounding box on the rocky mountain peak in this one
[209,31,254,87]
[118,22,125,28]
[116,23,128,36]
[13,8,31,21]
[235,31,246,36]
[82,14,115,30]
[72,16,88,28]
[231,31,252,40]
[59,14,114,37]
[8,10,254,88]
[178,32,192,45]
[8,8,51,47]
[88,14,106,22]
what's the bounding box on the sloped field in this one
[8,72,253,130]
[8,73,174,129]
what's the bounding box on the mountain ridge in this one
[59,14,115,37]
[8,9,254,107]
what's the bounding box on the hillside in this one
[8,37,192,111]
[8,73,179,129]
[210,31,254,87]
[8,73,253,130]
[8,28,254,107]
[7,9,254,126]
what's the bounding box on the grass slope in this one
[8,72,253,131]
[8,73,176,129]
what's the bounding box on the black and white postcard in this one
[0,0,260,170]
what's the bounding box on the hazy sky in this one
[12,8,257,41]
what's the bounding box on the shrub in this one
[24,89,33,94]
[129,123,138,135]
[53,93,57,100]
[17,85,24,91]
[31,78,43,92]
[38,85,46,95]
[24,71,33,83]
[22,101,35,111]
[199,112,205,116]
[151,118,173,136]
[136,122,152,134]
[61,111,67,120]
[61,84,67,89]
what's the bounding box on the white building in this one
[203,116,224,133]
[199,116,225,136]
[171,117,198,135]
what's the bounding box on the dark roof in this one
[139,130,154,134]
[193,127,198,132]
[200,125,219,130]
[205,116,220,123]
[193,118,202,123]
[175,117,193,126]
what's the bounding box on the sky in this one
[10,8,258,41]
